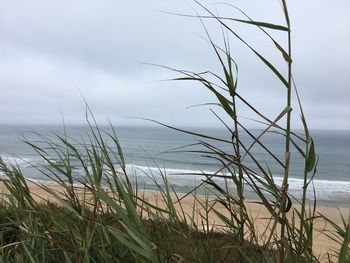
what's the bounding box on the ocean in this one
[0,124,349,206]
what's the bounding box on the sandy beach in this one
[0,180,348,262]
[140,190,349,262]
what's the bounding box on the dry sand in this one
[0,181,348,262]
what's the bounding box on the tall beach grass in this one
[0,1,349,262]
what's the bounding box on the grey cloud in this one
[0,0,349,130]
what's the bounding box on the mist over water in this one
[0,124,349,205]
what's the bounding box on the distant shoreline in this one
[0,123,350,133]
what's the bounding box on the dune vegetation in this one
[0,1,349,262]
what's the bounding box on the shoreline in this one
[4,176,350,208]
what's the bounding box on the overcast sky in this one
[0,0,349,130]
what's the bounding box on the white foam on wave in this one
[129,164,350,189]
[1,157,348,202]
[274,177,350,193]
[128,164,209,180]
[126,164,350,201]
[0,155,39,168]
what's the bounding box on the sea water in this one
[0,124,349,206]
